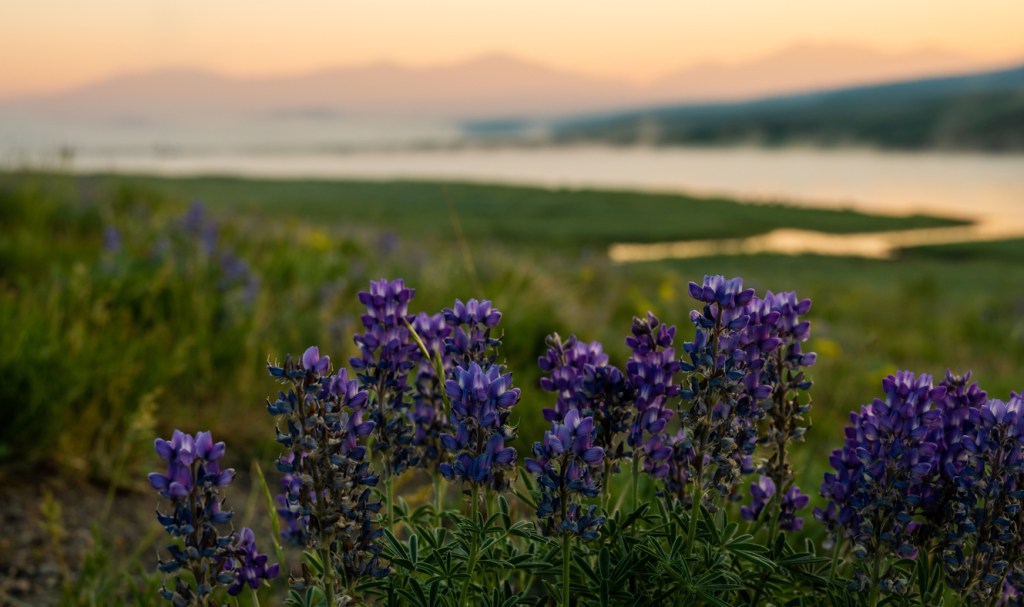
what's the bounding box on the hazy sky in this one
[2,0,1023,98]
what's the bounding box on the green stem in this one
[828,538,841,586]
[386,471,395,534]
[250,588,262,607]
[685,468,703,558]
[601,459,613,513]
[433,474,444,527]
[631,455,640,512]
[320,544,336,607]
[869,549,883,607]
[766,485,782,544]
[562,535,572,607]
[459,486,481,606]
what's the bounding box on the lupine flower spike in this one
[267,346,386,602]
[148,430,278,605]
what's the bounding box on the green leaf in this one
[697,590,737,607]
[498,495,512,530]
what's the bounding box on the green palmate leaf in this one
[697,589,737,607]
[619,503,650,530]
[285,587,324,607]
[302,550,325,577]
[412,579,431,606]
[428,581,439,607]
[598,546,611,607]
[475,558,514,569]
[724,540,777,571]
[778,552,831,567]
[541,579,561,603]
[498,495,512,530]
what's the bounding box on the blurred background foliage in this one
[1,170,1023,501]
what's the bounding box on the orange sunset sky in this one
[2,0,1023,99]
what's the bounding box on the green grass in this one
[1,170,1020,493]
[899,237,1024,263]
[87,174,966,248]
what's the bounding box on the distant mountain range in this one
[541,64,1024,151]
[0,43,1002,121]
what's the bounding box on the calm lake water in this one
[11,145,1024,230]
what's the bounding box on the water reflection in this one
[609,224,1024,262]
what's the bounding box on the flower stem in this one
[601,460,613,512]
[386,471,395,534]
[250,588,262,607]
[562,535,572,607]
[631,455,640,512]
[686,466,703,558]
[433,474,444,527]
[869,549,883,607]
[320,544,335,607]
[459,485,481,606]
[828,538,841,586]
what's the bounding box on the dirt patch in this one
[0,474,285,606]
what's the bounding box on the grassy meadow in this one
[2,169,1023,602]
[3,170,1022,474]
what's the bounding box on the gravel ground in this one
[0,479,149,605]
[0,476,285,607]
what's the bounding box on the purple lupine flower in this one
[583,364,636,459]
[937,370,986,478]
[668,276,772,508]
[148,430,272,605]
[539,333,635,479]
[149,430,234,508]
[443,298,503,369]
[409,312,452,468]
[275,455,309,545]
[525,408,606,540]
[103,225,121,253]
[820,369,1024,600]
[740,476,776,522]
[180,201,218,254]
[999,580,1023,607]
[943,389,1024,602]
[267,348,387,585]
[444,363,520,430]
[217,252,261,305]
[351,279,420,475]
[817,371,946,564]
[688,275,756,309]
[301,345,331,375]
[538,333,609,422]
[778,486,810,531]
[646,431,690,491]
[626,313,679,451]
[740,476,809,532]
[741,290,816,531]
[222,527,279,595]
[439,363,520,492]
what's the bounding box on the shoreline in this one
[4,144,1022,228]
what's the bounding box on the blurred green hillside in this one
[547,65,1024,150]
